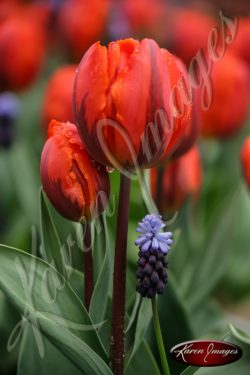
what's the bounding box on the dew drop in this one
[106,166,115,173]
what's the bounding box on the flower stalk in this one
[110,173,131,375]
[151,296,171,375]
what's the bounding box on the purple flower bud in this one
[135,214,173,255]
[0,92,20,149]
[135,215,173,298]
[135,214,173,298]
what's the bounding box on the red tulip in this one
[40,120,110,222]
[201,52,249,138]
[0,15,46,91]
[169,59,201,159]
[241,137,250,190]
[74,38,192,170]
[120,0,168,42]
[171,8,215,65]
[56,0,110,61]
[150,146,202,212]
[43,65,77,128]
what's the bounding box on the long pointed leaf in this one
[0,245,111,374]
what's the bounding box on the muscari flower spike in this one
[135,214,173,298]
[0,92,20,149]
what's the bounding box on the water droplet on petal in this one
[106,166,115,173]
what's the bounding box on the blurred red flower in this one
[171,8,215,65]
[0,0,21,25]
[40,120,110,222]
[120,0,168,43]
[56,0,110,61]
[231,17,250,66]
[43,65,77,128]
[241,137,250,190]
[201,52,249,138]
[0,14,46,91]
[74,38,192,170]
[150,146,202,212]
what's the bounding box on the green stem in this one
[151,297,171,375]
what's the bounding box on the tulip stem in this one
[151,297,171,375]
[110,174,131,375]
[83,221,93,311]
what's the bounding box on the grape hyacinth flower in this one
[0,92,20,149]
[135,214,173,298]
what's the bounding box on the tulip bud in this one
[42,65,77,128]
[150,146,202,212]
[74,38,192,170]
[56,0,110,61]
[40,120,110,222]
[241,137,250,190]
[201,52,249,138]
[0,16,46,91]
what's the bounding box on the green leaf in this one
[7,144,40,225]
[229,324,250,345]
[126,294,141,334]
[125,340,161,375]
[88,216,114,353]
[18,323,82,375]
[40,190,64,276]
[190,300,226,339]
[186,187,241,309]
[180,366,199,375]
[65,267,84,302]
[125,297,152,370]
[0,291,20,373]
[0,245,112,374]
[89,215,113,325]
[218,184,250,301]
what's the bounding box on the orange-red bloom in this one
[241,137,250,190]
[40,120,110,222]
[43,65,77,128]
[74,38,192,169]
[201,52,250,138]
[56,0,110,61]
[170,58,201,159]
[150,146,202,212]
[0,15,46,91]
[171,8,215,65]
